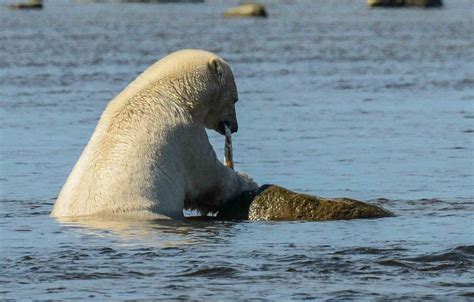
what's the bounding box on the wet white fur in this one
[51,49,257,219]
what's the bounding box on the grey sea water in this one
[1,0,473,300]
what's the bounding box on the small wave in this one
[126,271,155,278]
[460,292,474,297]
[334,247,408,256]
[55,272,123,280]
[407,245,474,262]
[376,259,412,268]
[369,198,474,214]
[18,255,35,262]
[436,281,474,288]
[178,266,239,278]
[99,247,116,254]
[377,246,474,272]
[45,287,67,293]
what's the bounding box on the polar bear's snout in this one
[218,120,238,135]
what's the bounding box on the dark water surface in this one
[1,0,473,300]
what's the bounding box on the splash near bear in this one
[51,49,257,219]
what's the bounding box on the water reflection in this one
[54,215,238,247]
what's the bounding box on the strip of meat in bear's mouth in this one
[224,124,234,170]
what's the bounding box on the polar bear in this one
[51,49,258,219]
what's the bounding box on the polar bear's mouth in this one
[218,121,238,135]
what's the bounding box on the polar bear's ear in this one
[208,57,225,85]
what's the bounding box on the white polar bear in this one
[51,49,258,219]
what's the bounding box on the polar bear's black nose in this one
[219,121,238,134]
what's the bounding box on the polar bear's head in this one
[202,56,239,135]
[137,50,239,135]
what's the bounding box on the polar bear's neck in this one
[108,57,212,123]
[107,78,210,128]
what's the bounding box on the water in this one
[1,0,473,299]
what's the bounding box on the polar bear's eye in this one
[233,98,238,104]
